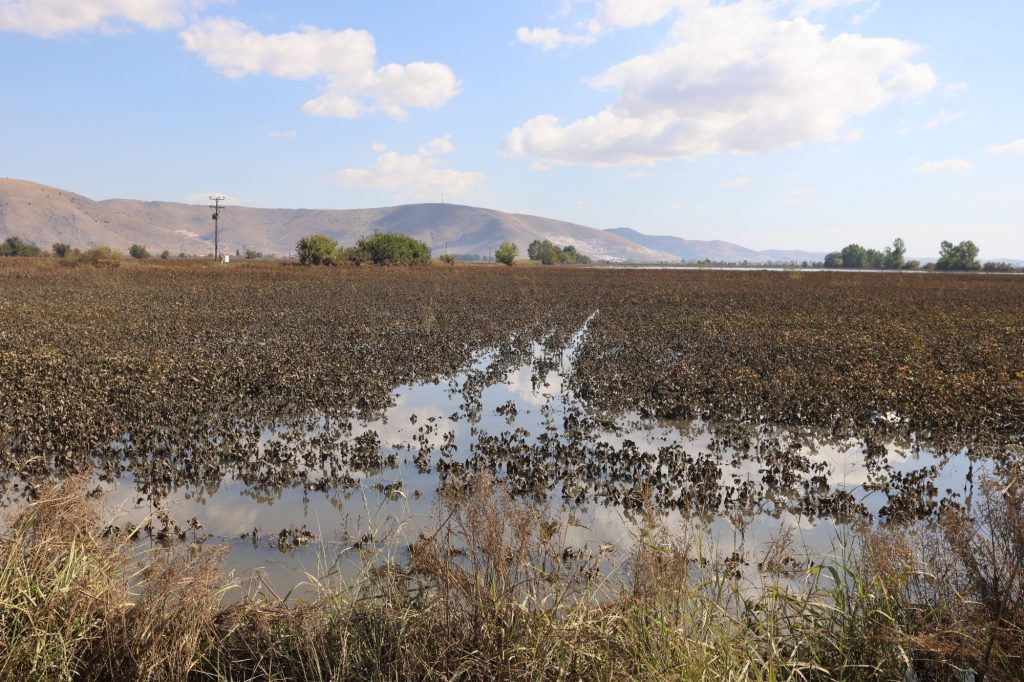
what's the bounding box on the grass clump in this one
[2,472,1022,680]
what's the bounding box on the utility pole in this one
[210,196,226,261]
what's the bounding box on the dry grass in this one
[2,472,1022,681]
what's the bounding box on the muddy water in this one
[63,315,983,597]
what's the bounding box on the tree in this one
[884,238,906,270]
[244,249,262,260]
[527,240,544,260]
[129,244,150,259]
[296,235,338,265]
[495,242,518,266]
[840,244,867,269]
[347,233,430,265]
[936,240,980,271]
[824,252,843,268]
[52,242,72,258]
[160,250,170,259]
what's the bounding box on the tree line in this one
[824,238,1018,272]
[526,240,592,265]
[297,233,432,266]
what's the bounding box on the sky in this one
[1,0,1022,258]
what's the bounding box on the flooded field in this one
[2,261,1022,592]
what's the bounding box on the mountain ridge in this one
[0,178,887,264]
[0,179,682,262]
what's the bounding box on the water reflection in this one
[3,315,1009,597]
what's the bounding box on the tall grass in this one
[1,471,1021,680]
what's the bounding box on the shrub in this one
[129,244,150,259]
[60,246,122,268]
[348,233,430,265]
[495,241,518,266]
[296,235,338,265]
[52,242,72,258]
[439,253,455,266]
[160,250,170,260]
[1,236,42,257]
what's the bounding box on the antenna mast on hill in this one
[210,196,226,260]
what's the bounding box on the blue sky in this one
[1,0,1022,257]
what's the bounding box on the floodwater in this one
[71,313,987,599]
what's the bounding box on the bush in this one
[495,242,518,266]
[1,236,42,257]
[129,244,150,259]
[348,233,430,265]
[160,250,170,260]
[60,246,122,268]
[439,253,455,266]
[296,235,338,266]
[52,242,72,258]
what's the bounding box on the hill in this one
[606,227,825,264]
[0,179,678,262]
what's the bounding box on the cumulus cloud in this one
[180,17,460,119]
[516,26,596,51]
[336,137,484,201]
[0,0,199,37]
[916,159,973,174]
[988,139,1024,154]
[503,0,936,166]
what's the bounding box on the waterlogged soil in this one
[1,261,1022,589]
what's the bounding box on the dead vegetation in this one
[2,472,1022,681]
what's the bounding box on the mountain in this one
[0,179,679,262]
[606,227,826,264]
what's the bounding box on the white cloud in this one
[790,0,874,15]
[988,139,1024,154]
[923,111,964,130]
[335,137,484,202]
[371,142,388,153]
[516,26,596,51]
[852,1,880,25]
[503,0,936,166]
[720,176,754,188]
[180,17,460,119]
[267,130,297,138]
[783,188,817,206]
[916,159,972,174]
[418,135,454,155]
[0,0,198,37]
[944,81,968,98]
